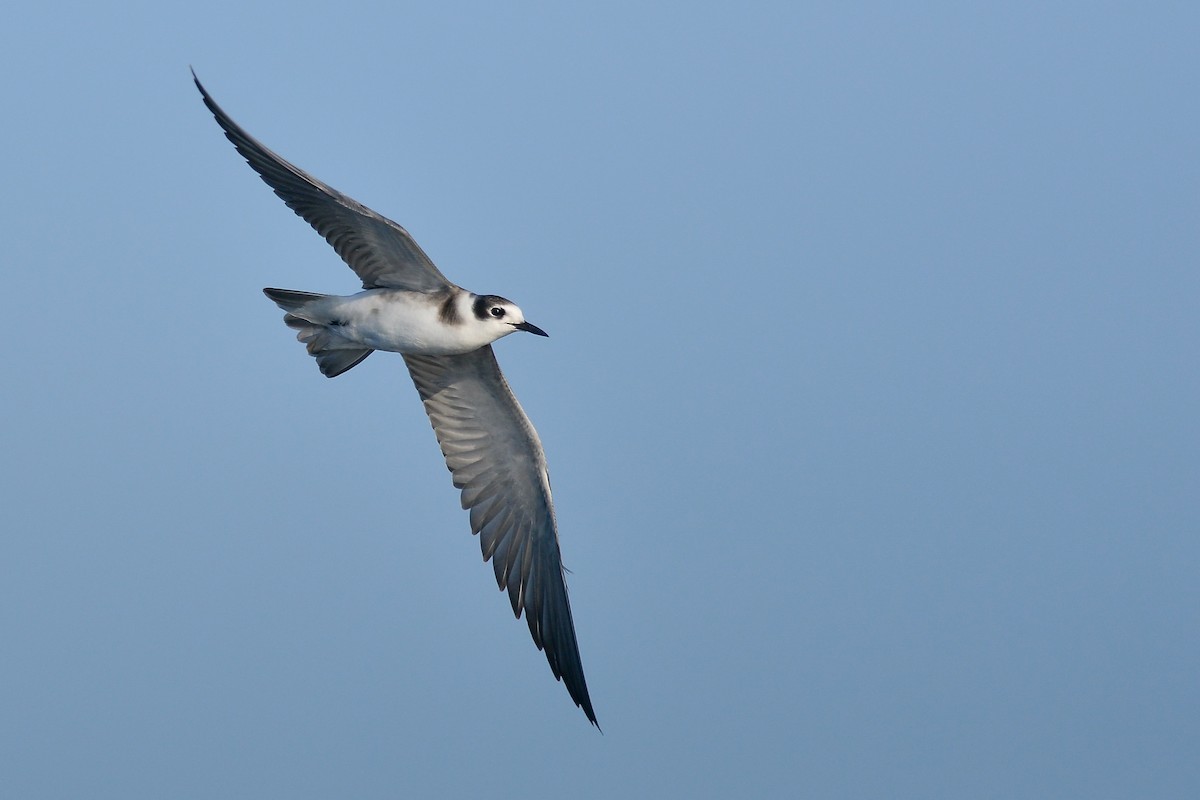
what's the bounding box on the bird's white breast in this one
[329,289,498,355]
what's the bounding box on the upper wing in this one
[404,347,598,727]
[194,71,454,293]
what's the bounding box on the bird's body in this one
[288,288,479,355]
[194,70,596,727]
[263,286,548,375]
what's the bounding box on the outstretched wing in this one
[194,71,454,293]
[404,346,597,726]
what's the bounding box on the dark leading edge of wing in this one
[404,348,598,727]
[192,70,453,294]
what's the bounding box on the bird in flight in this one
[194,71,597,727]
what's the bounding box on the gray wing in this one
[194,71,453,293]
[404,347,598,727]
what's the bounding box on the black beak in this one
[514,321,549,337]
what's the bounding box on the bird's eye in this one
[490,307,506,318]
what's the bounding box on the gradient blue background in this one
[2,2,1197,797]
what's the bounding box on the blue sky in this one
[2,2,1197,797]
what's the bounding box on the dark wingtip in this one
[190,66,205,95]
[565,669,598,729]
[191,68,221,119]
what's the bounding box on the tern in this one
[194,72,597,727]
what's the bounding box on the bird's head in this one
[472,294,548,339]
